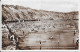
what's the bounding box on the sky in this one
[1,0,79,12]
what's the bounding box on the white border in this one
[1,0,80,51]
